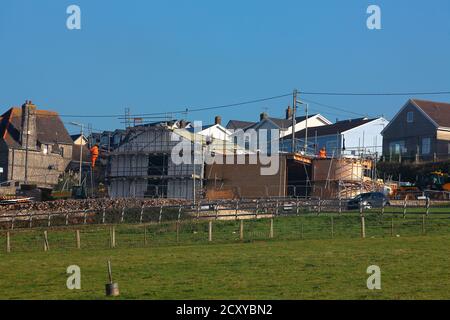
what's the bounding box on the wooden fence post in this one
[318,198,321,215]
[121,207,125,223]
[47,213,51,227]
[29,214,33,228]
[178,205,182,221]
[159,206,163,224]
[83,210,87,225]
[140,205,144,224]
[403,199,407,219]
[422,215,426,235]
[269,218,274,239]
[426,198,430,216]
[110,226,116,248]
[338,198,342,215]
[381,200,385,215]
[208,221,213,242]
[296,199,300,216]
[301,221,304,240]
[102,207,106,224]
[6,231,11,253]
[235,200,239,220]
[331,216,334,239]
[144,225,148,246]
[255,200,259,219]
[76,230,81,249]
[176,221,180,243]
[360,215,366,239]
[391,217,394,237]
[65,214,69,226]
[240,220,244,240]
[43,231,49,252]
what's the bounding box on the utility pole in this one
[70,122,84,186]
[291,89,298,154]
[304,103,308,154]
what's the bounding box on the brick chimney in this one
[286,105,293,120]
[21,100,37,150]
[260,112,268,121]
[214,116,222,125]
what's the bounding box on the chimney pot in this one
[214,116,222,125]
[260,112,268,121]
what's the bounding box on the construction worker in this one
[90,144,99,168]
[319,147,327,159]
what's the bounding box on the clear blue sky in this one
[1,0,450,134]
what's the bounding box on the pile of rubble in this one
[0,198,189,215]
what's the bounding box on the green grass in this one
[1,214,449,300]
[0,235,449,299]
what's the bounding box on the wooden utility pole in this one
[291,89,298,153]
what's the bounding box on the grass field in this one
[1,214,449,300]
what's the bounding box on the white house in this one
[281,117,389,157]
[226,107,331,153]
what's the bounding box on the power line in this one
[9,90,450,119]
[301,98,370,118]
[301,91,450,96]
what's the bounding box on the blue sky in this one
[1,0,450,134]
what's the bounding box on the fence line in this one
[0,198,448,231]
[2,213,449,254]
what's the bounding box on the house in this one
[107,117,246,199]
[226,107,331,153]
[0,101,73,187]
[108,120,202,199]
[71,134,88,146]
[188,116,232,142]
[382,99,450,161]
[282,117,389,157]
[89,129,127,152]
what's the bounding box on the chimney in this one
[260,112,268,121]
[21,100,37,150]
[286,105,293,120]
[214,116,222,125]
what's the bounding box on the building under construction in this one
[204,153,379,200]
[107,119,241,200]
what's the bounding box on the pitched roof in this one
[0,107,73,148]
[226,120,256,130]
[283,117,376,139]
[411,99,450,128]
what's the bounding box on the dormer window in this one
[407,111,414,123]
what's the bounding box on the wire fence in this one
[0,197,447,230]
[1,198,450,254]
[1,213,449,254]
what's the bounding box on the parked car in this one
[347,192,390,210]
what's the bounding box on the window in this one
[389,141,406,155]
[407,111,414,123]
[422,138,431,155]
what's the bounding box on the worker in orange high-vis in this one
[318,147,327,159]
[90,144,99,168]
